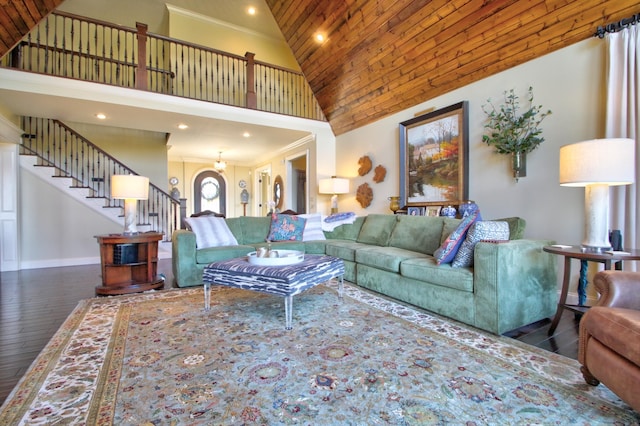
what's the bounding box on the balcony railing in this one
[3,11,325,122]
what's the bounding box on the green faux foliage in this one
[482,87,552,154]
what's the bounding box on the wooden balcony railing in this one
[4,11,325,121]
[21,117,180,241]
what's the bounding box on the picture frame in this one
[407,206,424,216]
[399,101,469,209]
[425,206,441,217]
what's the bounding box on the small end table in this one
[543,245,640,336]
[95,232,164,296]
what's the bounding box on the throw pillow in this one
[267,213,307,241]
[451,221,510,268]
[184,216,238,249]
[433,210,481,264]
[299,213,326,241]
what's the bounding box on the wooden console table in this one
[95,232,164,296]
[543,245,640,336]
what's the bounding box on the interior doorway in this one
[287,151,308,214]
[255,165,271,216]
[194,170,226,216]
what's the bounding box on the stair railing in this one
[20,116,179,240]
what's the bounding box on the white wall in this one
[19,171,120,267]
[336,38,608,302]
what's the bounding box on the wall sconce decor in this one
[559,138,635,252]
[111,174,149,235]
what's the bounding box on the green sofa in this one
[172,214,557,334]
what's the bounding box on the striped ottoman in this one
[202,254,345,329]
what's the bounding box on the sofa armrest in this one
[473,239,557,334]
[593,271,640,310]
[172,229,203,287]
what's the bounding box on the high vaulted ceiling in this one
[267,0,639,135]
[1,0,639,138]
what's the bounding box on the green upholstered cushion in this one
[195,245,255,265]
[388,215,446,255]
[441,218,462,244]
[303,240,329,254]
[494,217,527,239]
[237,216,271,244]
[225,217,244,242]
[356,214,397,246]
[400,257,474,292]
[355,246,428,273]
[325,240,371,262]
[325,216,365,241]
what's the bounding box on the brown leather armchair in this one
[578,270,640,412]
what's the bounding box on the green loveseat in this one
[172,214,557,334]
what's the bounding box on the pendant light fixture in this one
[214,151,227,173]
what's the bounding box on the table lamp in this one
[559,138,635,252]
[111,174,150,235]
[319,176,349,214]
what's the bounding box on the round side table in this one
[543,245,640,336]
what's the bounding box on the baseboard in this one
[19,249,172,270]
[19,256,101,270]
[565,292,598,307]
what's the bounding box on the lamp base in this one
[330,194,339,215]
[581,184,611,253]
[122,199,139,235]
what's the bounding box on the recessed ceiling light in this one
[247,6,256,15]
[178,124,188,130]
[243,132,251,138]
[96,113,106,120]
[315,33,325,43]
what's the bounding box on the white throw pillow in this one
[184,216,238,248]
[299,213,326,241]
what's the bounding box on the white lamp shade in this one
[111,175,150,200]
[559,138,635,187]
[319,177,349,194]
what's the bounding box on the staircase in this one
[19,117,179,242]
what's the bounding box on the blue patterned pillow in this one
[452,221,510,268]
[433,210,481,264]
[267,213,307,241]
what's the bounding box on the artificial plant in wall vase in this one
[482,87,552,182]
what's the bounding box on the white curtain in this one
[607,25,639,267]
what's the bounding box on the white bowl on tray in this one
[246,250,305,266]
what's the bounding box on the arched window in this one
[194,171,226,216]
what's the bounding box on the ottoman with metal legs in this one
[202,254,345,329]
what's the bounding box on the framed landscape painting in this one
[399,101,469,208]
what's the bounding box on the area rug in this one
[1,281,638,425]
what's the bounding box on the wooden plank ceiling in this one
[1,1,638,136]
[0,0,64,55]
[266,0,640,135]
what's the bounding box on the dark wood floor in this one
[0,260,581,406]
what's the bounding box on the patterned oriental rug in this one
[1,282,638,425]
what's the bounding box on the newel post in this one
[136,22,148,90]
[245,52,257,109]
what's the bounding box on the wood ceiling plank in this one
[316,0,521,117]
[315,0,637,133]
[274,0,639,134]
[302,0,446,85]
[13,1,38,28]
